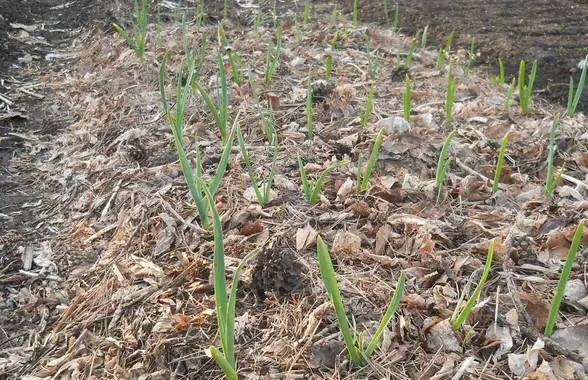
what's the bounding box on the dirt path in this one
[0,0,128,375]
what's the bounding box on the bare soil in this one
[352,0,588,112]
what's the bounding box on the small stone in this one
[375,116,410,136]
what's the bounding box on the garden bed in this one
[1,1,587,379]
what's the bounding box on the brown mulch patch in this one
[1,1,587,379]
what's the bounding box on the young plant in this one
[237,127,277,205]
[436,31,455,69]
[545,115,560,196]
[492,132,510,194]
[223,0,229,19]
[383,0,390,24]
[330,32,339,50]
[264,28,284,84]
[352,0,360,26]
[360,84,375,127]
[496,57,506,85]
[228,48,244,86]
[306,83,314,140]
[195,0,205,26]
[421,25,429,48]
[435,128,456,201]
[253,11,262,34]
[160,54,235,227]
[391,3,400,34]
[316,236,407,367]
[566,55,587,116]
[544,220,586,337]
[406,41,417,67]
[329,7,341,25]
[325,54,333,80]
[445,76,457,121]
[112,0,149,60]
[203,181,255,379]
[303,2,312,24]
[403,75,412,121]
[464,38,476,73]
[517,59,537,114]
[298,158,349,204]
[365,35,378,80]
[358,129,384,192]
[194,51,229,142]
[451,239,495,330]
[248,68,276,141]
[436,47,447,69]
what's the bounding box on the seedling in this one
[202,180,255,379]
[330,32,339,50]
[248,68,276,141]
[112,0,149,60]
[445,76,457,121]
[195,0,205,27]
[492,132,510,194]
[253,11,262,34]
[317,236,406,367]
[421,25,429,48]
[194,51,229,142]
[223,0,229,19]
[264,28,284,84]
[329,7,341,25]
[298,157,349,204]
[358,129,384,192]
[303,2,311,24]
[325,54,333,80]
[228,48,244,86]
[405,41,417,67]
[217,24,229,48]
[436,31,455,69]
[160,54,235,227]
[566,55,587,116]
[365,35,378,80]
[237,127,277,205]
[391,3,400,33]
[436,47,446,69]
[435,128,456,201]
[545,115,560,196]
[352,0,359,26]
[496,57,506,85]
[403,75,412,121]
[464,38,476,73]
[306,82,314,140]
[451,239,495,330]
[517,59,537,114]
[360,84,375,127]
[383,0,390,24]
[545,220,586,337]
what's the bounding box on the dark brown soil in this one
[352,0,588,112]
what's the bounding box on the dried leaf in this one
[240,220,264,236]
[295,225,317,251]
[332,231,362,255]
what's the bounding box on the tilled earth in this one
[1,1,587,379]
